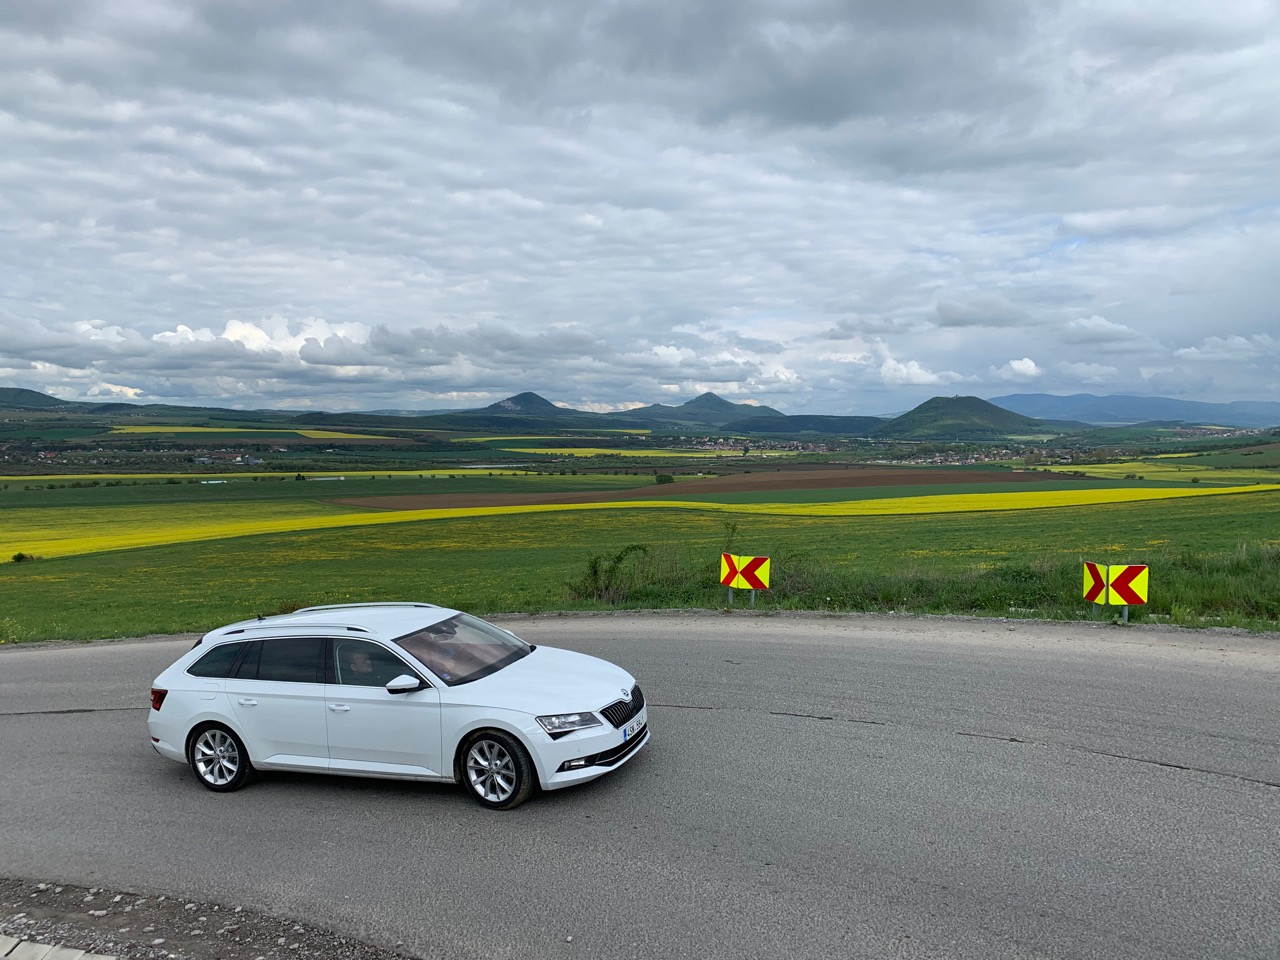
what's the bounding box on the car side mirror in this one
[386,674,427,694]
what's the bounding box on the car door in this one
[224,636,329,771]
[325,638,443,778]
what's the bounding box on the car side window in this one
[332,639,412,688]
[255,637,325,683]
[187,641,246,678]
[233,640,261,679]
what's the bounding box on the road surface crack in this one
[955,730,1280,789]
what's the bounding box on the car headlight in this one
[536,712,603,737]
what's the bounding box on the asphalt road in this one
[2,613,1278,960]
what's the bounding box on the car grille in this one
[599,684,644,728]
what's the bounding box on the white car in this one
[148,602,649,809]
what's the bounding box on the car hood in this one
[450,645,636,715]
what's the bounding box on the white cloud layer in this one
[1,1,1278,413]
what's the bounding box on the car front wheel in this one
[188,724,253,792]
[460,730,534,810]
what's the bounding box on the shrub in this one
[567,544,650,603]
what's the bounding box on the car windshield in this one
[391,613,530,686]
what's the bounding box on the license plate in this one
[622,707,646,741]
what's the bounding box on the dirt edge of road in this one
[1,608,1276,655]
[1,877,415,960]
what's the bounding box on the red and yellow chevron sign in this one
[1107,564,1149,605]
[720,553,771,590]
[1083,562,1149,605]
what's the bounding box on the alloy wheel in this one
[193,728,241,787]
[466,738,516,803]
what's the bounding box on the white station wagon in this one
[148,603,649,809]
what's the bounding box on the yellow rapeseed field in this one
[5,483,1276,561]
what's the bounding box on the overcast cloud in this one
[2,0,1278,414]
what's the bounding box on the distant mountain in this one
[620,392,785,426]
[483,392,572,416]
[0,386,1100,439]
[0,387,84,410]
[723,414,888,435]
[876,396,1070,440]
[989,393,1280,429]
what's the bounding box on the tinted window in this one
[188,642,245,678]
[233,640,261,679]
[332,639,414,688]
[256,637,324,683]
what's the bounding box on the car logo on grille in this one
[621,687,630,698]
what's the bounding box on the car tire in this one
[187,723,253,792]
[459,730,534,810]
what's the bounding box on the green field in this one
[1040,446,1280,485]
[0,470,645,507]
[2,476,1278,641]
[4,468,1271,561]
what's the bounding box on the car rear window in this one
[188,641,246,678]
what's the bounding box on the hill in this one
[876,396,1067,440]
[3,386,1085,440]
[619,392,785,426]
[0,387,86,410]
[482,392,573,416]
[989,393,1280,429]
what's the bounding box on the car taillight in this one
[150,688,167,711]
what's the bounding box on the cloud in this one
[875,340,964,387]
[1060,206,1219,239]
[935,294,1028,328]
[1057,361,1118,385]
[1062,316,1147,346]
[990,357,1041,381]
[1174,334,1276,362]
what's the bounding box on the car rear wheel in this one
[188,724,253,792]
[460,730,534,810]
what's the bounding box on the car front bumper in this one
[535,724,651,790]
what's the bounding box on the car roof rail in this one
[217,622,371,636]
[294,602,442,613]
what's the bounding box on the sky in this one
[2,1,1278,416]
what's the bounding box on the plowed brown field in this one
[329,465,1092,511]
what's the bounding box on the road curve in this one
[2,613,1277,960]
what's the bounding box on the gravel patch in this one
[1,878,415,960]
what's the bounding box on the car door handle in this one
[237,698,258,706]
[328,704,351,712]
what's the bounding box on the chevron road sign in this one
[1083,561,1108,604]
[720,553,770,590]
[1107,564,1149,606]
[1082,562,1150,611]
